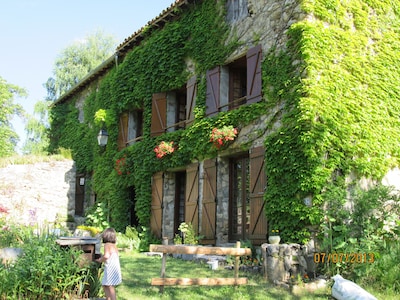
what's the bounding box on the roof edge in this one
[53,0,192,106]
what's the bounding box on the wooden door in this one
[150,172,163,238]
[248,146,267,244]
[75,175,85,216]
[185,163,199,234]
[201,159,217,244]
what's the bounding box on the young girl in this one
[96,228,122,300]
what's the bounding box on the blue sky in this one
[0,0,174,152]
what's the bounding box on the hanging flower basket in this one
[154,141,175,158]
[210,125,238,149]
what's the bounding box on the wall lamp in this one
[97,129,109,146]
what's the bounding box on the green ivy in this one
[49,0,400,242]
[263,0,400,242]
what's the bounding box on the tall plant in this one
[0,232,102,299]
[319,183,400,285]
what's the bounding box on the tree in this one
[24,30,117,154]
[0,76,26,157]
[45,29,117,101]
[22,100,49,155]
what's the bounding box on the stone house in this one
[51,0,400,246]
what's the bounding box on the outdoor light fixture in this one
[97,129,109,146]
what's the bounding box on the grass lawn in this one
[115,250,332,300]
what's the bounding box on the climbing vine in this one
[263,0,400,242]
[49,0,400,242]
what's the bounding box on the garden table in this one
[56,237,100,265]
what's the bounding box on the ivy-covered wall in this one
[49,0,400,242]
[263,0,400,242]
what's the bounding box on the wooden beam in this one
[234,241,240,279]
[149,244,251,256]
[159,237,168,293]
[151,277,248,286]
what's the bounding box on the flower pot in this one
[268,235,281,244]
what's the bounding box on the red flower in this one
[154,141,175,158]
[115,155,130,175]
[210,125,238,149]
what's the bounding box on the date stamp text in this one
[313,252,375,264]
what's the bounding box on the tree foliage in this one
[45,29,117,101]
[23,30,117,155]
[0,76,26,157]
[22,100,50,155]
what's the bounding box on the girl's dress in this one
[102,252,122,286]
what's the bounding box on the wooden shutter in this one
[249,146,267,243]
[246,45,262,104]
[118,112,129,150]
[150,92,167,136]
[205,67,220,117]
[186,75,197,126]
[150,172,163,238]
[201,159,217,244]
[185,163,199,234]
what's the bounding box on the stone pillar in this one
[162,172,176,240]
[215,157,230,245]
[262,244,286,282]
[261,243,315,283]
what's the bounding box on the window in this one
[229,155,250,241]
[150,76,197,136]
[169,88,186,131]
[174,172,186,235]
[118,109,143,150]
[228,56,247,109]
[228,147,268,245]
[205,45,262,116]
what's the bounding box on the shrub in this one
[319,183,400,294]
[0,228,102,299]
[177,222,202,245]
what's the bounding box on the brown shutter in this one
[201,159,217,244]
[186,75,197,126]
[205,67,220,117]
[185,163,199,234]
[246,45,262,104]
[150,92,167,136]
[249,146,268,243]
[118,112,129,150]
[150,172,163,238]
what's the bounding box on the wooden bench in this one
[149,241,251,292]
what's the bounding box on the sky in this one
[0,0,174,153]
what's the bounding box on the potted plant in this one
[268,229,281,244]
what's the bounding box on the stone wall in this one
[0,159,76,228]
[226,0,306,58]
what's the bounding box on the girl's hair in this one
[102,228,117,243]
